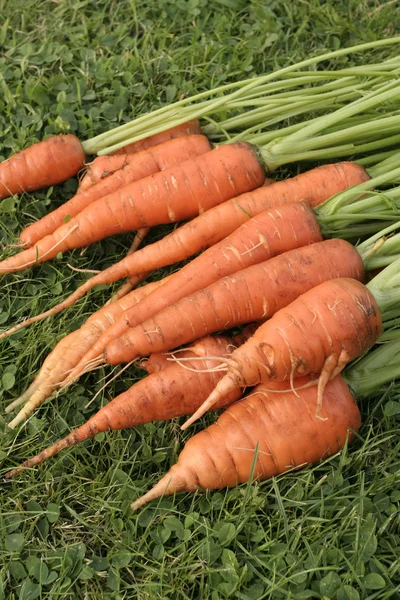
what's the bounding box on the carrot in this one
[105,227,150,303]
[20,135,212,248]
[0,135,86,200]
[78,154,134,191]
[182,277,382,429]
[109,119,202,156]
[130,375,361,510]
[139,325,260,375]
[101,238,365,370]
[4,335,244,477]
[5,275,171,429]
[57,202,325,385]
[0,142,264,274]
[0,161,367,338]
[78,120,202,190]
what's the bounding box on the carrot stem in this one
[344,334,400,397]
[366,257,400,315]
[82,37,400,155]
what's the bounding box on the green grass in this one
[1,1,400,598]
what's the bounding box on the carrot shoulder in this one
[183,277,382,429]
[0,135,86,200]
[20,135,212,248]
[131,375,361,509]
[0,142,264,273]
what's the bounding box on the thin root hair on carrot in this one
[84,360,135,409]
[1,224,79,272]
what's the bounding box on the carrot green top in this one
[82,37,400,156]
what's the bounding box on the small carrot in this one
[0,135,86,200]
[0,142,264,273]
[78,119,202,190]
[139,325,260,375]
[130,375,361,510]
[182,277,382,429]
[19,135,212,248]
[5,275,171,429]
[4,335,244,477]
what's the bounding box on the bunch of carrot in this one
[4,155,400,508]
[2,39,400,512]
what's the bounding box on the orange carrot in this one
[98,177,274,304]
[78,120,202,190]
[110,119,202,155]
[0,135,86,200]
[66,162,370,293]
[139,327,258,374]
[4,335,243,477]
[130,375,361,510]
[20,135,212,247]
[0,142,264,274]
[0,199,320,344]
[183,277,382,429]
[5,275,171,429]
[56,202,325,385]
[12,160,366,290]
[102,238,365,369]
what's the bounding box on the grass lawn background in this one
[0,1,399,598]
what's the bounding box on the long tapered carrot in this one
[103,238,364,368]
[182,277,382,429]
[0,135,86,200]
[0,162,368,339]
[4,335,244,476]
[56,202,325,385]
[0,142,264,273]
[20,135,212,248]
[5,275,171,429]
[102,238,365,370]
[78,119,202,191]
[130,376,361,510]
